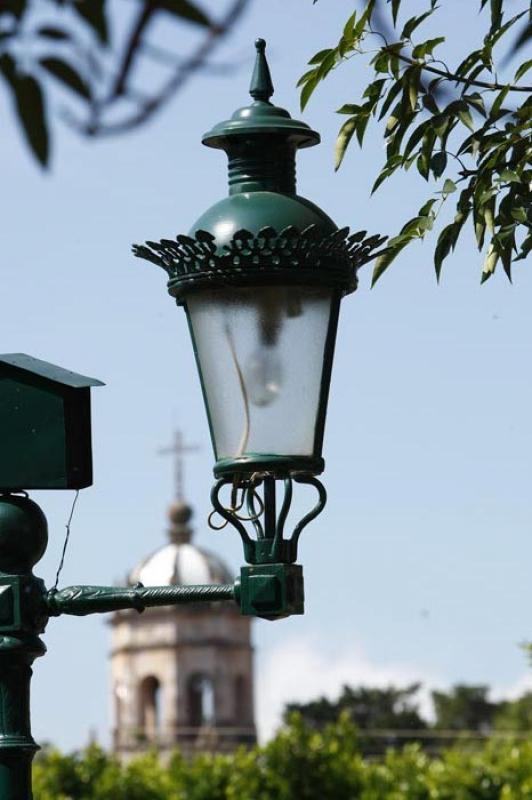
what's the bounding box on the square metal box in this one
[0,353,103,490]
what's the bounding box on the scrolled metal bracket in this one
[209,472,327,566]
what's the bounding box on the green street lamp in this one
[0,40,385,800]
[134,39,385,618]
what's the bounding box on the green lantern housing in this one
[134,39,385,480]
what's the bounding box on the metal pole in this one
[0,494,48,800]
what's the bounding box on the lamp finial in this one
[250,38,274,102]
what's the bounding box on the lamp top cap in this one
[250,38,274,102]
[202,38,320,150]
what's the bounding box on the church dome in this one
[128,502,233,587]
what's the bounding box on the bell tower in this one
[109,433,256,758]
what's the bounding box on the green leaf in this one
[1,0,25,20]
[408,80,418,112]
[404,119,430,158]
[0,55,49,166]
[371,159,402,193]
[434,223,456,280]
[371,234,410,285]
[412,36,445,59]
[296,68,317,88]
[515,233,532,261]
[73,0,109,43]
[40,58,91,99]
[355,0,376,35]
[378,80,402,120]
[316,49,337,80]
[456,49,483,77]
[300,74,319,111]
[334,117,358,170]
[475,220,486,250]
[464,92,486,117]
[514,59,532,81]
[488,0,503,34]
[442,178,456,195]
[481,244,498,282]
[417,129,437,180]
[37,27,70,41]
[483,204,495,233]
[401,10,434,40]
[373,51,391,74]
[336,103,362,115]
[391,0,401,26]
[419,198,437,217]
[500,168,520,183]
[308,48,333,66]
[486,10,528,47]
[363,78,387,102]
[430,151,447,178]
[343,12,357,41]
[356,113,371,146]
[511,207,528,223]
[422,91,439,114]
[151,0,211,27]
[490,85,510,119]
[457,106,475,132]
[386,110,400,132]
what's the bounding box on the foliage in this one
[0,0,249,167]
[33,716,532,800]
[284,682,532,752]
[299,0,532,283]
[432,684,498,732]
[285,682,427,731]
[494,692,532,732]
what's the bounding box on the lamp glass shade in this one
[186,285,338,471]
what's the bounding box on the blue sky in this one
[2,0,532,749]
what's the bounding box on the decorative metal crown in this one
[133,225,387,302]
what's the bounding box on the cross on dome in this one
[159,429,199,502]
[159,430,200,544]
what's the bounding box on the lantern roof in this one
[202,39,320,151]
[133,39,387,303]
[0,353,104,389]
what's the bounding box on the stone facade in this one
[110,501,255,758]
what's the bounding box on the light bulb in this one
[244,345,283,407]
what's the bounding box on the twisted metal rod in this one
[46,582,236,617]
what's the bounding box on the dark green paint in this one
[239,564,304,620]
[46,582,236,616]
[213,454,325,478]
[0,355,103,491]
[0,355,104,390]
[202,39,319,153]
[0,495,48,800]
[211,473,326,566]
[132,38,384,308]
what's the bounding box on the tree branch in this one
[111,2,155,98]
[74,0,251,137]
[387,47,532,93]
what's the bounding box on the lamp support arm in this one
[45,581,238,617]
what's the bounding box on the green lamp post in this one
[0,40,385,800]
[134,39,385,619]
